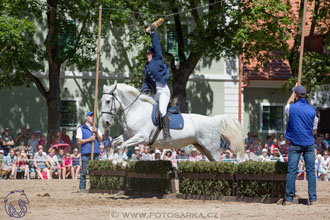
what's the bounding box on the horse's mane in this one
[116,83,156,105]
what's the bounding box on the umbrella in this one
[50,143,71,152]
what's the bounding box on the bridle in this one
[101,85,143,119]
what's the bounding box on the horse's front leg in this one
[112,134,125,146]
[115,134,146,165]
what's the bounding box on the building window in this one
[260,104,284,132]
[58,20,76,56]
[60,100,77,127]
[166,24,188,61]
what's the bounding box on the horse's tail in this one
[213,115,245,155]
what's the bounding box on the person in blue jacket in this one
[142,25,171,143]
[283,85,319,205]
[76,112,102,192]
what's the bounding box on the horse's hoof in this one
[112,160,117,166]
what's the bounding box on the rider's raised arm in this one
[151,32,163,60]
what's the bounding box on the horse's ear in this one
[110,84,117,94]
[103,85,107,92]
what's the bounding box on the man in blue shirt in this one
[142,25,171,143]
[283,85,318,205]
[76,112,102,192]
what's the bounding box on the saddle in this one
[151,104,184,130]
[148,104,184,146]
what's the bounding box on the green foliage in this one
[283,51,330,95]
[237,161,287,174]
[236,161,287,198]
[235,0,293,65]
[89,160,289,198]
[178,161,236,174]
[88,160,126,190]
[88,160,173,193]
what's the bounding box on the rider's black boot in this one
[161,114,172,144]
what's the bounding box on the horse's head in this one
[101,84,121,127]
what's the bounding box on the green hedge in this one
[88,160,173,194]
[236,161,287,198]
[88,160,287,198]
[178,161,235,196]
[128,160,173,194]
[88,160,127,191]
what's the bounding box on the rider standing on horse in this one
[142,22,171,143]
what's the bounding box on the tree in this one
[110,0,293,112]
[284,0,330,93]
[0,0,295,142]
[0,0,114,145]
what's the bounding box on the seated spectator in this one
[325,132,330,145]
[265,135,273,151]
[131,146,140,161]
[177,150,187,160]
[244,149,257,161]
[172,148,178,158]
[270,148,284,162]
[61,128,71,145]
[27,132,39,156]
[141,146,152,160]
[122,147,129,160]
[1,149,17,179]
[2,128,14,156]
[315,154,327,181]
[314,135,328,154]
[99,145,108,160]
[280,139,290,156]
[34,146,50,179]
[322,150,330,181]
[188,148,202,162]
[57,148,65,179]
[223,149,233,161]
[101,129,112,149]
[279,134,286,149]
[113,146,121,160]
[36,130,44,146]
[51,131,65,146]
[154,149,161,160]
[249,136,262,156]
[71,130,78,151]
[258,149,270,162]
[245,132,254,149]
[14,126,29,148]
[15,149,29,179]
[297,155,306,180]
[48,149,60,179]
[270,138,280,154]
[196,150,207,161]
[163,149,177,167]
[71,148,81,180]
[62,152,73,179]
[220,137,230,149]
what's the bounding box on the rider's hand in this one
[92,127,97,134]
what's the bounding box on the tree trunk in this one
[171,71,189,112]
[46,63,61,150]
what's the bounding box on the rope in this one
[97,0,223,18]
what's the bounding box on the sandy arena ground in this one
[0,179,329,220]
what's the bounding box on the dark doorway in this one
[318,108,330,134]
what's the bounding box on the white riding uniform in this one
[152,82,170,117]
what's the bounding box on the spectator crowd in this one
[1,126,330,181]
